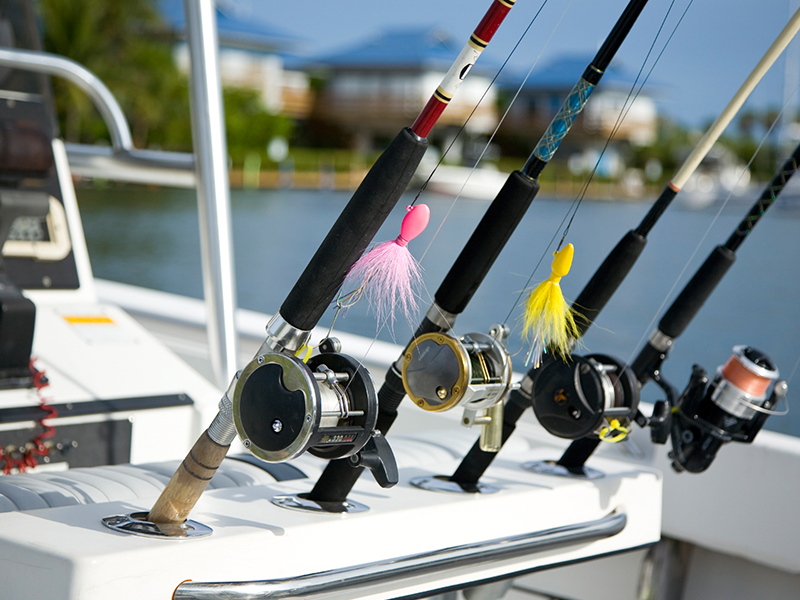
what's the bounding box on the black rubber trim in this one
[226,454,307,481]
[0,393,194,424]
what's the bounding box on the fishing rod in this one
[137,0,517,528]
[626,143,797,473]
[551,141,799,475]
[449,6,800,487]
[305,0,653,506]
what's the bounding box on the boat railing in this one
[0,47,196,187]
[172,512,627,600]
[0,0,239,390]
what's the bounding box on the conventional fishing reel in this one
[402,324,514,451]
[530,352,640,443]
[232,336,397,488]
[649,345,787,473]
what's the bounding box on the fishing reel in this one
[531,353,640,443]
[402,324,514,451]
[232,337,397,488]
[650,345,787,474]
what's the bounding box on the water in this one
[76,185,800,438]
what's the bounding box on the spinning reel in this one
[232,336,397,488]
[402,325,514,451]
[649,345,787,473]
[531,353,640,443]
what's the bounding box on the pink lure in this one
[342,204,430,330]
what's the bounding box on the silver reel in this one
[231,338,397,487]
[402,325,514,451]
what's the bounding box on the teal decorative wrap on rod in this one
[534,78,595,163]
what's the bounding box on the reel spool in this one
[402,325,513,451]
[654,345,787,473]
[232,338,397,488]
[531,353,639,442]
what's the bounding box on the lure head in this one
[398,204,430,245]
[550,243,574,278]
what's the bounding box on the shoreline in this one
[227,168,660,201]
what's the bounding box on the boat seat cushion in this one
[0,455,305,513]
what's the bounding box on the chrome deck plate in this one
[102,512,213,539]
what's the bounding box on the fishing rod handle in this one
[572,229,646,337]
[435,170,539,314]
[449,387,531,485]
[147,429,230,524]
[281,128,428,331]
[412,0,515,138]
[659,245,735,339]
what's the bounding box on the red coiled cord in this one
[0,359,58,474]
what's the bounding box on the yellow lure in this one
[523,243,579,368]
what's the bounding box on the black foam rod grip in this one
[280,128,428,331]
[572,229,646,337]
[435,171,540,315]
[659,245,736,339]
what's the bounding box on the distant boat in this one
[417,163,509,200]
[678,146,753,209]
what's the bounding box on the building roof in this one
[158,0,301,52]
[316,27,499,74]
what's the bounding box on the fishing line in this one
[409,0,552,209]
[500,0,689,329]
[418,0,576,263]
[556,0,693,248]
[785,352,800,386]
[621,88,796,372]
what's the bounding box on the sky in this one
[269,0,800,129]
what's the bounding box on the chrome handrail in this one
[0,47,196,185]
[64,144,195,188]
[173,512,626,600]
[0,47,133,152]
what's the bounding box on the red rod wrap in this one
[474,0,514,42]
[411,97,448,139]
[410,0,514,138]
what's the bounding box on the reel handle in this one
[349,433,398,489]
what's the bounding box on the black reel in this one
[651,345,787,473]
[232,338,397,488]
[531,353,639,442]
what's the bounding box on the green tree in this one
[39,0,293,164]
[40,0,188,148]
